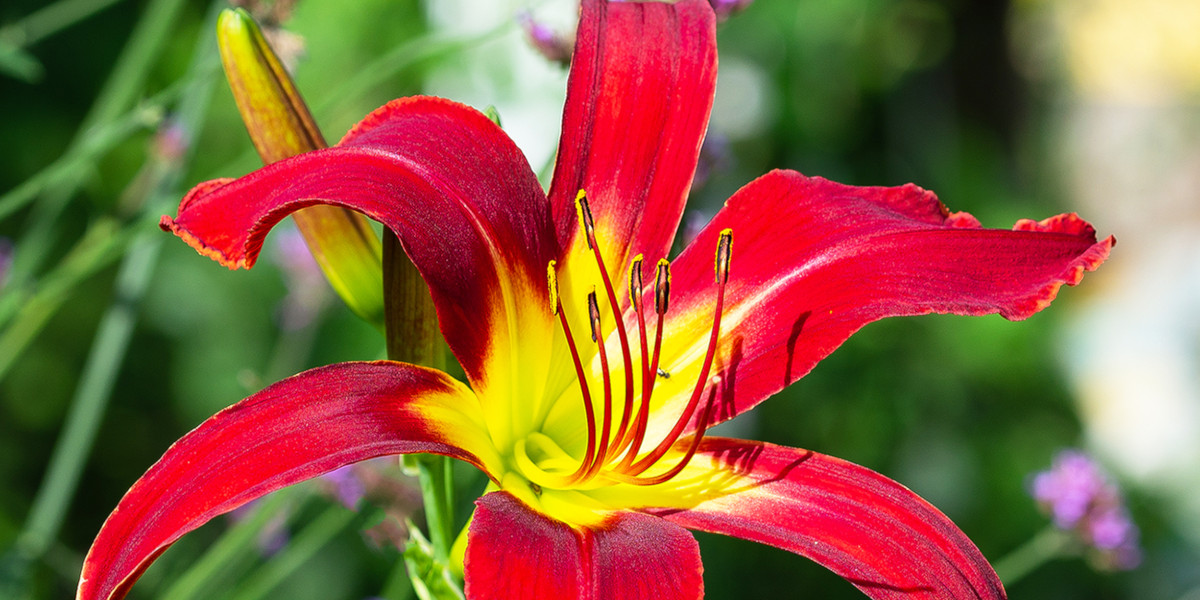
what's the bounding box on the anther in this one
[547,260,560,315]
[655,259,671,315]
[716,229,732,285]
[623,231,732,477]
[576,189,635,463]
[629,255,645,315]
[547,260,597,485]
[587,290,601,343]
[576,190,596,250]
[615,259,671,469]
[584,289,614,480]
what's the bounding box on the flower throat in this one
[539,190,732,489]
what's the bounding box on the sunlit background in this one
[1,0,1198,598]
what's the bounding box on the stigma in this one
[538,190,732,489]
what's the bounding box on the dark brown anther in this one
[576,190,596,250]
[655,259,671,315]
[716,229,732,285]
[629,254,645,312]
[587,290,601,343]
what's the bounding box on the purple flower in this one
[517,11,574,66]
[320,464,368,509]
[1031,449,1141,570]
[709,0,753,21]
[0,238,13,292]
[269,227,332,330]
[228,498,290,557]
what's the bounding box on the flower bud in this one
[217,8,385,327]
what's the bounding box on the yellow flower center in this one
[503,191,733,516]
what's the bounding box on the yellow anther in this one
[547,260,560,315]
[716,229,733,285]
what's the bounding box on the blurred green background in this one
[1,0,1197,598]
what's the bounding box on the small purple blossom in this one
[152,118,191,165]
[709,0,753,21]
[0,238,13,292]
[691,131,732,190]
[518,11,574,66]
[228,498,290,557]
[1031,449,1141,570]
[269,227,332,330]
[321,464,368,509]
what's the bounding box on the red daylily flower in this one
[79,1,1112,599]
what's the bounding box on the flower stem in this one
[3,0,187,294]
[160,489,302,600]
[14,232,162,564]
[992,525,1074,587]
[6,3,217,594]
[382,228,458,586]
[0,0,125,49]
[379,559,415,600]
[225,503,360,600]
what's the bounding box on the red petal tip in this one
[1006,214,1114,320]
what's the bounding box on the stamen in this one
[546,261,596,484]
[655,257,671,315]
[583,290,613,481]
[716,227,732,284]
[576,189,596,250]
[623,231,731,476]
[547,260,560,315]
[610,256,650,458]
[615,259,670,469]
[576,190,636,465]
[609,386,717,486]
[629,255,649,386]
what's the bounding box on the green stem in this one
[0,0,125,49]
[5,0,187,293]
[382,227,456,575]
[15,230,162,562]
[160,489,301,600]
[9,1,218,588]
[0,84,182,223]
[0,218,132,380]
[224,504,360,600]
[992,525,1074,587]
[316,23,511,121]
[415,456,456,562]
[379,559,415,600]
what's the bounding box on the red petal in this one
[548,0,717,285]
[78,362,492,600]
[162,97,558,388]
[653,170,1112,429]
[653,438,1005,600]
[465,491,703,600]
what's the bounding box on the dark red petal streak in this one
[162,97,557,386]
[548,0,716,287]
[653,438,1005,600]
[661,170,1112,429]
[78,361,488,600]
[465,491,703,600]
